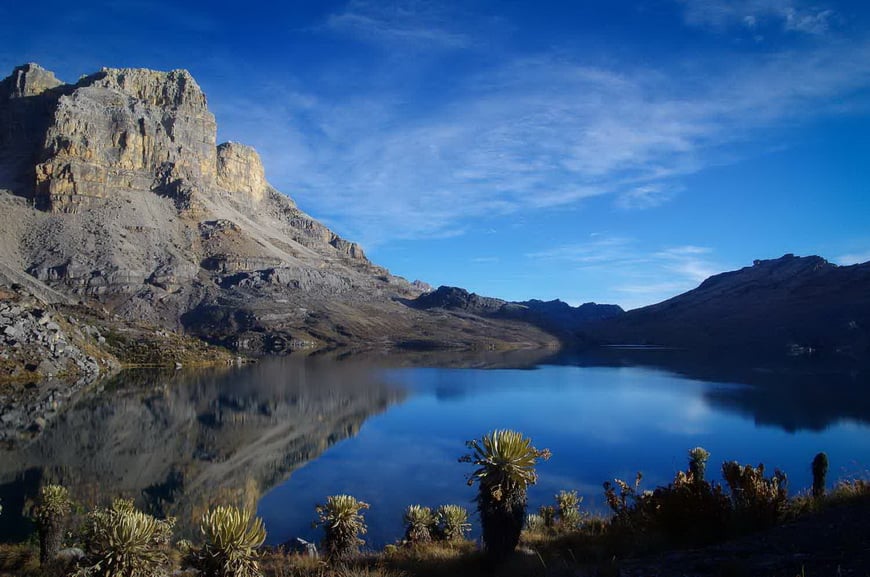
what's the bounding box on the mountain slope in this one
[587,254,870,358]
[413,285,624,337]
[0,63,557,358]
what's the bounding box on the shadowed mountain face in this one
[413,285,624,338]
[0,358,402,539]
[0,63,557,355]
[584,255,870,360]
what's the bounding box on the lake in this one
[1,349,869,548]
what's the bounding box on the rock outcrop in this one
[0,284,120,442]
[0,63,560,361]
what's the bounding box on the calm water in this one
[1,351,869,548]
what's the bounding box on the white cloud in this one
[212,11,870,248]
[617,185,677,210]
[526,236,639,265]
[655,246,722,283]
[324,0,469,48]
[528,237,727,308]
[835,251,870,266]
[679,0,834,35]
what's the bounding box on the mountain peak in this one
[1,62,62,99]
[0,63,558,357]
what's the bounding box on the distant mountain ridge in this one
[586,254,870,359]
[413,285,624,337]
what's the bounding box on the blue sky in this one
[2,0,869,309]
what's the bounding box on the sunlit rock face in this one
[34,68,218,212]
[0,63,557,355]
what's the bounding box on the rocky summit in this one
[0,62,558,374]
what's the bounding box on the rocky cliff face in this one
[0,63,558,358]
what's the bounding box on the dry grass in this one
[0,543,40,577]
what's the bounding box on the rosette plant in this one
[315,494,370,561]
[194,505,266,577]
[462,429,550,561]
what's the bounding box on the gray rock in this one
[283,537,319,558]
[0,62,558,359]
[54,547,86,564]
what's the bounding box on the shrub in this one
[829,477,870,501]
[31,484,72,564]
[462,429,550,562]
[555,490,584,531]
[646,470,730,544]
[603,472,645,530]
[403,505,436,544]
[315,495,369,561]
[722,461,788,530]
[435,505,470,542]
[604,449,731,546]
[811,453,828,499]
[75,498,174,577]
[538,505,556,529]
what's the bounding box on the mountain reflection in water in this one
[0,357,401,540]
[1,348,868,547]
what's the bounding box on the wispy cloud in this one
[212,6,870,249]
[678,0,835,35]
[527,236,638,265]
[324,0,469,48]
[617,185,677,210]
[835,251,870,266]
[654,246,721,283]
[528,237,727,308]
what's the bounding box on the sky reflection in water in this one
[258,362,870,547]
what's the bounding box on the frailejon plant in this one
[538,505,556,529]
[31,484,72,564]
[315,494,370,561]
[75,498,174,577]
[555,490,584,531]
[688,447,711,482]
[811,452,828,499]
[525,513,546,533]
[722,461,788,530]
[435,505,471,542]
[462,429,550,562]
[403,505,436,544]
[194,505,266,577]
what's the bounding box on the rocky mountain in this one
[0,63,557,369]
[413,285,624,337]
[585,254,870,359]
